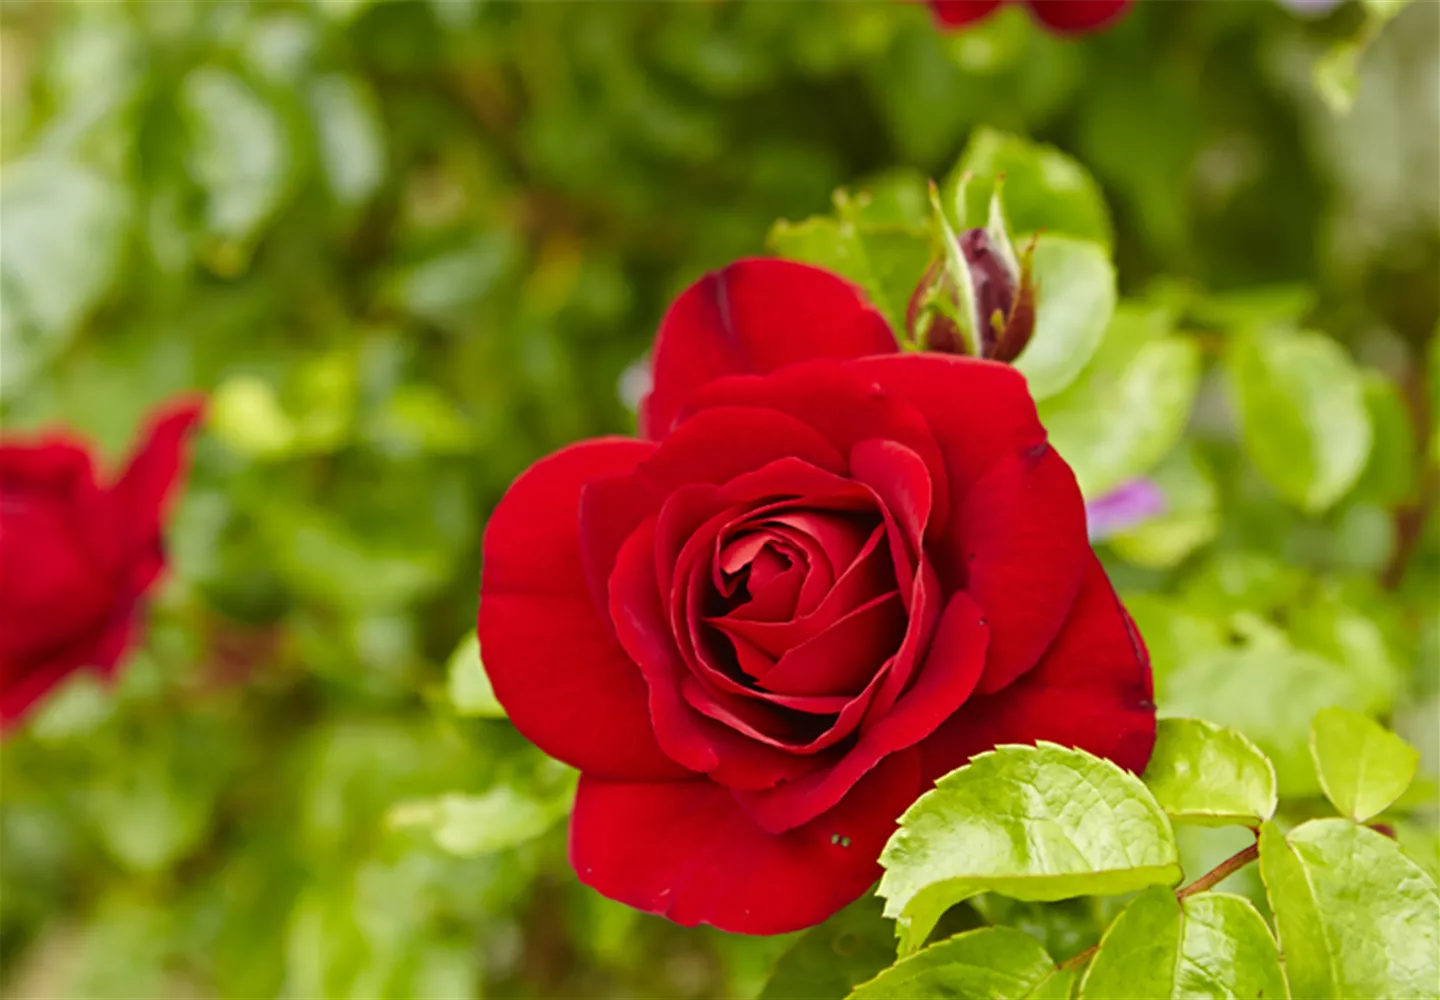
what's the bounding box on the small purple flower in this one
[1087,479,1167,541]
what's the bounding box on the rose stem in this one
[1055,838,1261,973]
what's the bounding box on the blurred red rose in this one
[478,260,1154,934]
[929,0,1131,34]
[0,397,204,729]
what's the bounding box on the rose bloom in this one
[0,397,204,729]
[478,260,1155,934]
[928,0,1132,34]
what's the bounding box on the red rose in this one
[478,260,1154,934]
[0,397,204,729]
[928,0,1131,34]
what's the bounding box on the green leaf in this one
[1227,329,1373,513]
[1286,581,1403,715]
[1079,887,1288,1000]
[878,743,1182,955]
[767,214,931,337]
[1015,237,1117,400]
[1109,446,1219,568]
[1363,0,1411,22]
[1260,819,1440,999]
[1121,594,1228,690]
[1352,373,1418,506]
[1315,41,1363,115]
[759,897,895,1000]
[1143,719,1278,828]
[970,896,1103,964]
[388,767,576,858]
[445,632,505,719]
[1040,304,1201,497]
[1188,284,1317,332]
[1310,708,1420,823]
[181,67,290,247]
[308,74,386,211]
[947,128,1112,246]
[848,927,1060,1000]
[0,157,128,389]
[1159,626,1375,797]
[209,376,298,458]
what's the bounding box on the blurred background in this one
[0,1,1436,998]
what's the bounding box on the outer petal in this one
[928,0,1006,28]
[479,438,688,782]
[110,394,206,586]
[919,553,1156,786]
[570,750,921,935]
[845,355,1047,531]
[958,442,1088,695]
[1026,0,1131,34]
[641,260,897,440]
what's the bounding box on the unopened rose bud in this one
[905,260,966,354]
[958,228,1017,357]
[910,178,1037,363]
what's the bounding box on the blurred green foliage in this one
[0,1,1436,998]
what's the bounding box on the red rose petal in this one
[112,395,206,582]
[642,405,846,488]
[610,516,814,789]
[927,0,1006,28]
[849,439,933,562]
[735,593,987,833]
[715,525,889,647]
[1026,0,1131,34]
[641,260,897,440]
[755,591,907,697]
[479,438,688,782]
[919,553,1156,786]
[570,750,920,935]
[957,442,1088,695]
[678,361,949,537]
[845,355,1047,584]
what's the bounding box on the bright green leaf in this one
[1143,719,1278,827]
[759,897,895,1000]
[445,632,505,719]
[1014,237,1116,400]
[767,214,931,337]
[309,75,386,211]
[1363,0,1411,22]
[1260,819,1439,999]
[209,376,298,458]
[1353,373,1418,506]
[948,128,1112,246]
[1227,329,1372,513]
[879,743,1182,955]
[1310,707,1420,823]
[388,770,576,858]
[1040,304,1201,497]
[1079,887,1287,999]
[181,68,290,247]
[0,157,128,390]
[848,927,1060,1000]
[1160,627,1376,797]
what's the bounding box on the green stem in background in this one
[1057,838,1261,973]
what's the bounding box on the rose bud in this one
[479,258,1156,935]
[908,178,1036,363]
[927,0,1132,35]
[0,396,204,730]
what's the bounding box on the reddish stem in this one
[1057,839,1261,973]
